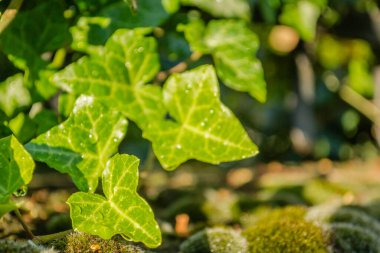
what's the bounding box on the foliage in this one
[1,0,380,249]
[180,227,248,253]
[243,206,328,253]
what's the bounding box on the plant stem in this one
[34,229,72,243]
[13,208,35,240]
[0,0,24,34]
[339,85,380,128]
[155,52,203,83]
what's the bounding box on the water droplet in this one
[176,144,182,149]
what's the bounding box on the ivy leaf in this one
[0,198,16,218]
[67,154,161,248]
[162,0,180,14]
[0,74,31,117]
[280,0,326,41]
[0,135,35,199]
[144,65,258,170]
[0,0,70,73]
[25,96,128,192]
[70,0,169,54]
[180,19,266,102]
[180,0,251,20]
[54,29,165,128]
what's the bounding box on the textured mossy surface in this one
[180,227,247,253]
[0,239,57,253]
[65,232,150,253]
[243,206,328,253]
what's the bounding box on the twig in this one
[339,84,380,128]
[0,0,24,34]
[34,229,72,243]
[155,52,203,83]
[13,208,35,240]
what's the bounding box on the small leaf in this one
[280,0,326,41]
[144,65,258,170]
[0,74,31,117]
[26,96,128,192]
[67,154,161,248]
[181,19,267,102]
[0,135,35,199]
[54,29,165,128]
[180,0,251,20]
[0,198,17,218]
[162,0,180,14]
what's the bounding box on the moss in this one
[0,239,57,253]
[65,232,149,253]
[330,223,380,253]
[180,227,248,253]
[243,206,328,253]
[329,207,380,235]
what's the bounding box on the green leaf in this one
[144,65,258,170]
[100,0,169,29]
[181,19,266,102]
[8,113,37,143]
[0,74,31,117]
[180,0,251,20]
[25,96,128,192]
[280,0,326,41]
[0,135,35,199]
[0,198,16,217]
[0,0,70,72]
[162,0,180,14]
[67,154,161,248]
[71,0,170,53]
[54,29,165,128]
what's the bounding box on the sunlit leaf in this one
[54,29,165,128]
[0,74,31,117]
[0,135,35,200]
[26,96,128,192]
[181,19,266,102]
[181,0,251,20]
[67,154,161,247]
[162,0,180,13]
[280,0,326,41]
[144,65,258,170]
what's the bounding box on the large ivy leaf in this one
[67,154,161,248]
[180,19,266,102]
[180,0,251,20]
[280,0,326,41]
[0,135,35,199]
[25,96,128,192]
[54,29,165,128]
[0,74,31,117]
[0,0,70,73]
[144,65,258,170]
